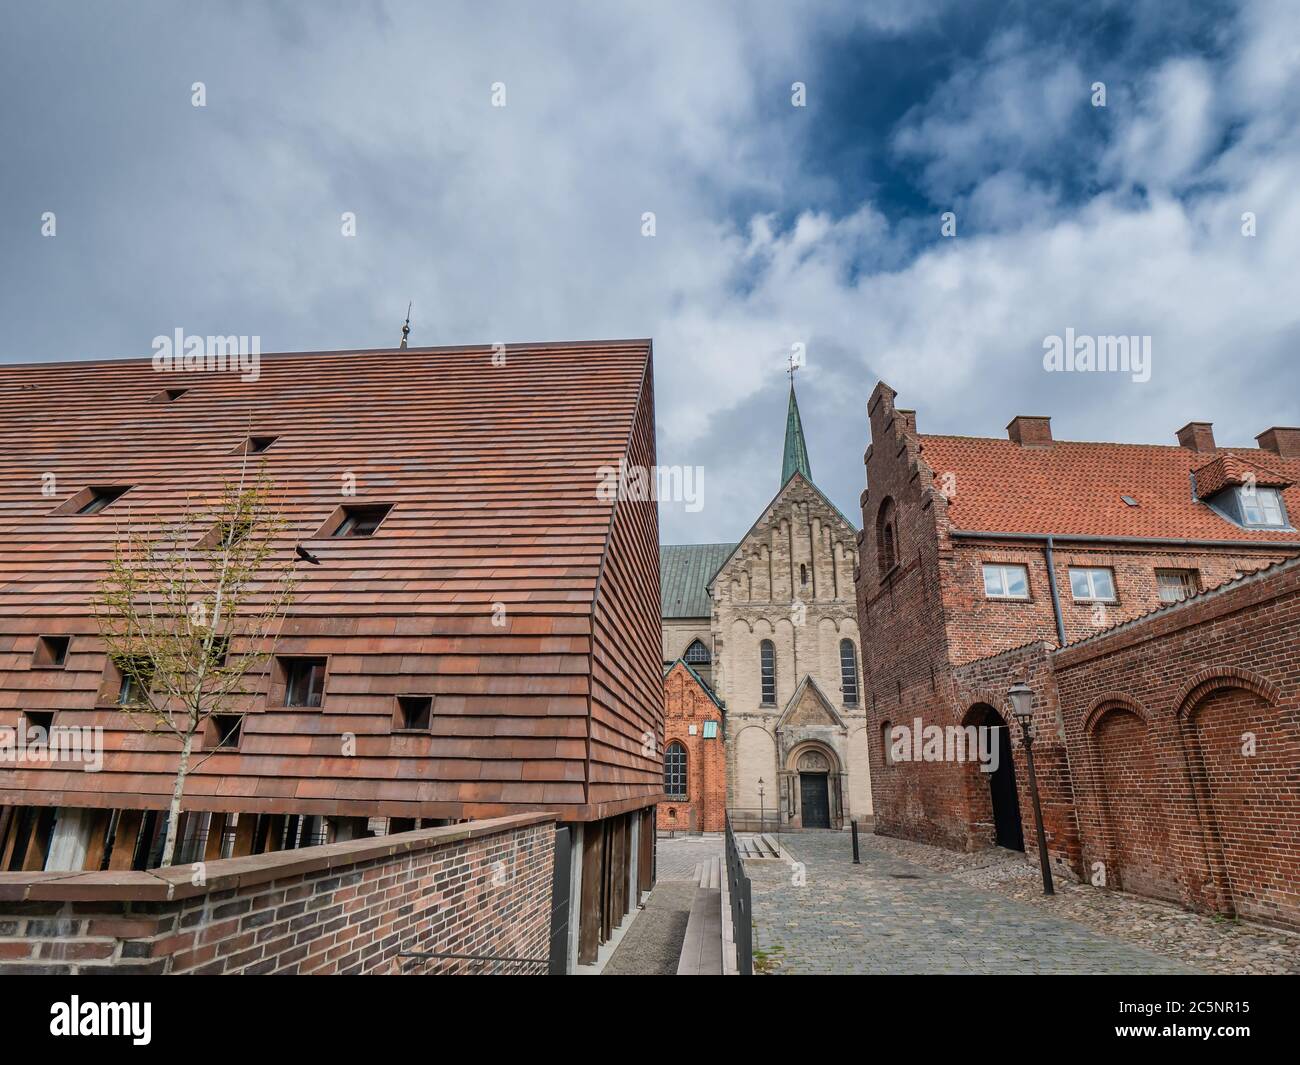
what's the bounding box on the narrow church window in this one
[800,563,808,586]
[840,639,859,705]
[760,640,776,704]
[665,741,687,798]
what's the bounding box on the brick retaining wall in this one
[0,813,554,974]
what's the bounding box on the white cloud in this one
[1,0,1296,546]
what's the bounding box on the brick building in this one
[0,341,663,969]
[857,381,1300,927]
[658,660,726,833]
[660,379,869,831]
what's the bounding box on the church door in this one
[799,773,831,829]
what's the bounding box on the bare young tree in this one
[94,463,298,867]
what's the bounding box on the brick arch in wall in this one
[958,700,1022,851]
[1082,695,1181,902]
[1174,667,1281,720]
[1175,671,1300,928]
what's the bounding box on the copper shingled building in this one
[0,341,662,963]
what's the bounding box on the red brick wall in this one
[856,385,958,845]
[856,384,1300,929]
[1056,562,1300,929]
[944,541,1288,663]
[0,814,555,974]
[657,663,726,833]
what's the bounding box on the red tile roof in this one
[918,434,1300,541]
[0,341,662,821]
[1190,453,1292,498]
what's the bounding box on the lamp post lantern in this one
[758,777,766,834]
[1008,682,1054,895]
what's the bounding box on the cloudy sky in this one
[3,0,1298,543]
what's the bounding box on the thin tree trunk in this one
[160,730,194,867]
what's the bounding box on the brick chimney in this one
[1007,416,1052,448]
[1256,426,1300,459]
[1176,422,1216,452]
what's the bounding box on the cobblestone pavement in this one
[749,831,1199,975]
[865,831,1300,976]
[602,835,723,975]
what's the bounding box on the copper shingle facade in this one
[0,341,662,827]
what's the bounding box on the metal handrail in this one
[723,814,754,975]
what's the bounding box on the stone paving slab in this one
[654,834,724,880]
[749,831,1196,975]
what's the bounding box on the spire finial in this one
[781,360,812,486]
[399,302,411,349]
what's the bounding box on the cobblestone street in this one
[749,831,1200,975]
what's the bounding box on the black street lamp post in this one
[1008,682,1054,896]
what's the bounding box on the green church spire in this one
[781,379,812,486]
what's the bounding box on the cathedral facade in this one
[660,383,870,831]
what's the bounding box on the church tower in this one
[658,374,870,832]
[705,376,869,829]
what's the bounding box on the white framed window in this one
[1239,486,1286,527]
[702,721,718,739]
[982,563,1029,599]
[1069,566,1116,602]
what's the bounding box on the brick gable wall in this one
[658,664,726,833]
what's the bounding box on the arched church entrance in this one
[788,746,838,829]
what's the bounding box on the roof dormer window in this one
[1239,486,1286,527]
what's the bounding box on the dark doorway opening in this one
[799,773,831,829]
[985,713,1024,851]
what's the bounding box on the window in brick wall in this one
[1156,568,1200,604]
[760,640,776,704]
[702,720,718,739]
[1068,566,1116,602]
[982,563,1029,599]
[23,709,55,735]
[665,741,687,798]
[394,694,433,731]
[115,656,155,705]
[32,635,70,668]
[208,714,243,749]
[282,657,327,707]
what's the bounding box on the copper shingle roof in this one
[0,340,662,821]
[659,543,735,618]
[919,435,1300,541]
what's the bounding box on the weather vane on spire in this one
[788,345,803,385]
[399,302,412,349]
